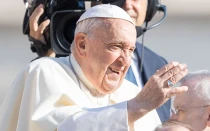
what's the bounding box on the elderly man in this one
[28,0,171,122]
[172,70,210,131]
[0,4,188,131]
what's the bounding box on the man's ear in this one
[74,33,87,57]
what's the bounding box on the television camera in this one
[22,0,166,56]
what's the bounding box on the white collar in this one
[70,54,102,96]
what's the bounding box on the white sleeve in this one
[29,63,129,131]
[58,102,129,131]
[0,60,129,131]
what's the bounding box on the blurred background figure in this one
[171,70,210,131]
[0,0,209,106]
[154,120,193,131]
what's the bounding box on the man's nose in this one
[123,0,133,10]
[118,50,132,66]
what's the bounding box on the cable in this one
[140,22,148,73]
[146,5,167,31]
[139,5,167,72]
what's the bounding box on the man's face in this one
[173,91,209,131]
[91,0,148,26]
[122,0,147,26]
[80,19,136,94]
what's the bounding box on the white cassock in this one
[0,55,161,131]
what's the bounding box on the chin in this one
[101,83,120,94]
[100,76,122,94]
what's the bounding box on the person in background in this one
[0,4,188,131]
[171,70,210,131]
[122,1,170,122]
[28,0,171,122]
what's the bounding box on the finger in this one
[30,4,44,23]
[169,67,188,84]
[29,4,44,31]
[161,63,187,82]
[154,61,179,76]
[166,86,188,98]
[37,19,50,34]
[46,49,56,57]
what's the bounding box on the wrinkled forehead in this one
[112,19,136,41]
[174,92,191,108]
[94,18,136,44]
[101,18,135,32]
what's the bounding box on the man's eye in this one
[177,110,184,116]
[130,48,135,53]
[109,45,122,51]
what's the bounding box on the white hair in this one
[74,17,105,38]
[179,70,210,105]
[71,17,114,52]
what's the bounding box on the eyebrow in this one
[174,105,182,109]
[108,42,136,48]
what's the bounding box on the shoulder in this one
[29,56,67,66]
[136,42,167,65]
[136,42,166,60]
[28,56,69,71]
[17,57,72,78]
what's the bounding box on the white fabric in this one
[0,56,161,131]
[77,4,134,25]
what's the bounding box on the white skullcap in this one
[77,4,134,25]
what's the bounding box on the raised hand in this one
[127,62,188,124]
[29,4,55,57]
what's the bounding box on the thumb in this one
[166,86,188,98]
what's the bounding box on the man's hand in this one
[29,4,55,57]
[127,62,188,124]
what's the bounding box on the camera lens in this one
[56,14,78,52]
[51,11,84,55]
[63,15,78,47]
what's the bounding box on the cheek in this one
[88,51,119,77]
[135,2,147,25]
[198,111,208,122]
[180,113,197,125]
[177,113,189,122]
[96,50,120,66]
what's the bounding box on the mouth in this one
[109,67,121,75]
[102,67,126,92]
[130,15,137,19]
